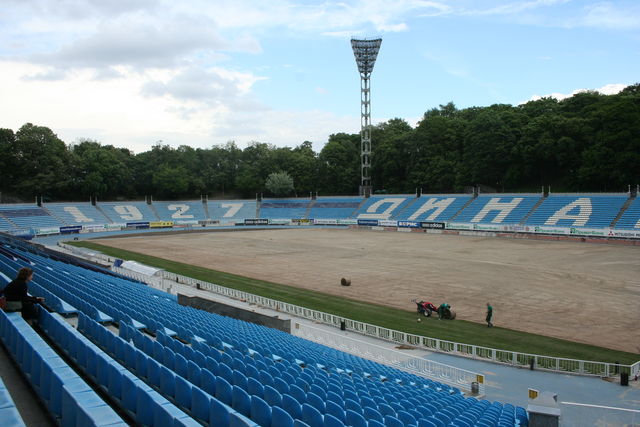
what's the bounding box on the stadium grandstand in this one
[0,192,638,236]
[1,191,639,426]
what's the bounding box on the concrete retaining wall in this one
[177,294,291,333]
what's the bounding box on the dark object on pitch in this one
[621,372,629,386]
[341,278,351,286]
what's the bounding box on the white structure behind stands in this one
[119,260,164,277]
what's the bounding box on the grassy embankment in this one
[69,240,639,365]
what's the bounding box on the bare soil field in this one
[93,228,640,353]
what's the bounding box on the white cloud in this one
[0,60,358,153]
[462,0,570,16]
[579,2,640,30]
[524,83,628,103]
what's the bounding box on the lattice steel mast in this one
[351,38,382,196]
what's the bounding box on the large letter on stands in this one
[358,198,405,220]
[168,204,194,219]
[63,206,94,223]
[544,198,592,226]
[113,205,143,221]
[408,198,454,221]
[471,198,523,223]
[220,203,243,218]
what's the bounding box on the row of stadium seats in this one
[0,373,24,426]
[0,239,529,427]
[0,310,126,426]
[0,194,638,231]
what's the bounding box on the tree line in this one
[1,84,638,202]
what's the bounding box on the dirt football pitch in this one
[93,228,640,353]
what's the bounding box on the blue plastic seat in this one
[271,406,294,427]
[344,398,361,414]
[230,411,259,427]
[263,385,282,407]
[120,374,138,413]
[216,377,233,406]
[233,370,248,391]
[191,386,210,422]
[417,419,436,427]
[174,353,188,378]
[146,358,161,388]
[306,392,325,414]
[159,366,176,398]
[378,403,395,417]
[302,403,324,427]
[201,369,216,397]
[210,396,232,427]
[206,356,220,375]
[247,377,264,399]
[289,384,306,404]
[273,377,290,395]
[233,385,252,417]
[397,410,417,426]
[219,362,235,384]
[107,363,123,400]
[250,395,272,427]
[364,406,384,423]
[260,370,275,387]
[184,360,201,387]
[384,415,404,427]
[323,413,344,427]
[345,409,367,427]
[325,400,345,422]
[282,393,303,420]
[175,375,193,410]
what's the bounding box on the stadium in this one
[2,2,640,426]
[1,192,639,427]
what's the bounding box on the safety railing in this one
[559,401,640,427]
[293,323,483,394]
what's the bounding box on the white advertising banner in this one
[314,219,338,225]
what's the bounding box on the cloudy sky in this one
[1,0,638,153]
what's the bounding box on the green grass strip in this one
[69,240,639,364]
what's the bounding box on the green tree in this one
[12,123,72,199]
[318,133,360,194]
[152,165,190,198]
[0,128,16,195]
[265,171,294,196]
[69,140,134,199]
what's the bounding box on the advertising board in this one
[244,219,269,225]
[314,219,338,225]
[59,225,82,234]
[420,222,445,230]
[397,221,420,228]
[126,222,150,229]
[357,219,379,226]
[149,221,174,228]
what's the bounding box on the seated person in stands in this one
[1,267,44,321]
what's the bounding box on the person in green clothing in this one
[437,303,450,319]
[486,302,493,327]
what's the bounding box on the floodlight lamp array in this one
[351,38,382,76]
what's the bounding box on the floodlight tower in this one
[351,38,382,196]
